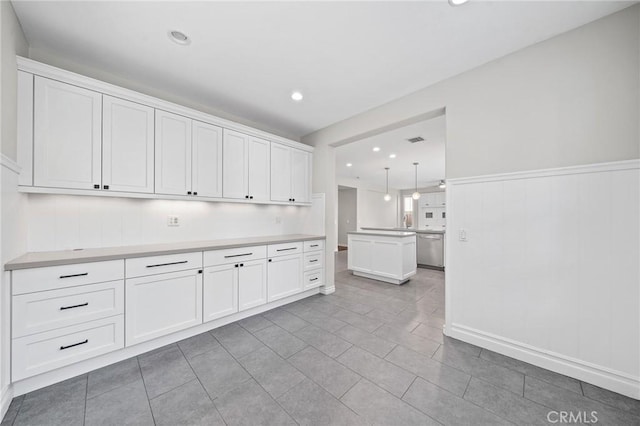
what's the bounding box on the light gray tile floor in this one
[3,250,638,426]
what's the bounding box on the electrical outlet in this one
[275,216,282,224]
[458,228,467,242]
[167,216,180,227]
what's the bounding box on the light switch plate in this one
[458,228,467,242]
[167,216,180,227]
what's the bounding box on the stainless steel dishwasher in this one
[417,233,444,269]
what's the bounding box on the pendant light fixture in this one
[412,163,421,200]
[438,179,446,189]
[383,168,391,202]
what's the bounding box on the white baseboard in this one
[319,285,335,295]
[448,323,640,400]
[0,385,14,422]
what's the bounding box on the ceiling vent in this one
[407,136,424,143]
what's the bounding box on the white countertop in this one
[347,230,416,237]
[5,234,325,270]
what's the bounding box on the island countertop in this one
[347,230,416,237]
[5,234,326,271]
[360,227,445,235]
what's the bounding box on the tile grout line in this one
[214,332,300,426]
[136,356,158,426]
[82,375,88,426]
[175,342,229,426]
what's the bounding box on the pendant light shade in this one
[383,167,391,202]
[412,163,421,200]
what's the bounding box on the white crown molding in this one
[447,159,640,185]
[17,56,313,153]
[1,154,21,174]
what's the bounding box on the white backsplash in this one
[26,194,320,252]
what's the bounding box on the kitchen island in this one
[347,230,416,285]
[361,227,445,269]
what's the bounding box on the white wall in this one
[0,1,29,417]
[304,6,640,398]
[337,188,356,246]
[25,195,319,252]
[337,177,399,231]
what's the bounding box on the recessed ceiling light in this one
[448,0,469,6]
[168,30,190,45]
[372,147,380,152]
[346,163,352,167]
[389,154,396,159]
[291,91,304,102]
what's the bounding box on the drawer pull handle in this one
[59,273,88,279]
[276,247,296,252]
[146,260,188,268]
[309,259,318,263]
[60,339,88,350]
[224,253,253,258]
[60,302,89,311]
[310,244,319,247]
[310,277,319,282]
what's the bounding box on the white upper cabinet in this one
[33,77,102,190]
[102,96,154,193]
[155,110,192,196]
[270,143,311,204]
[291,148,311,204]
[420,192,446,208]
[223,129,270,201]
[192,120,223,198]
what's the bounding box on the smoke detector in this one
[407,136,424,143]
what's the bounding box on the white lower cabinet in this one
[239,259,267,311]
[12,315,124,381]
[267,253,303,303]
[203,264,238,322]
[203,259,267,322]
[125,269,203,346]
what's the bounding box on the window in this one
[403,196,413,228]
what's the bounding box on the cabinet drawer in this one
[303,269,324,290]
[12,260,124,295]
[126,252,202,278]
[12,315,124,381]
[303,252,324,271]
[204,245,266,267]
[13,280,124,338]
[303,240,324,252]
[267,242,303,258]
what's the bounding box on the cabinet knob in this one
[194,192,198,196]
[187,191,192,195]
[249,196,253,199]
[240,263,244,267]
[292,198,295,202]
[103,185,109,190]
[93,184,100,189]
[235,264,239,268]
[268,259,272,262]
[245,195,249,199]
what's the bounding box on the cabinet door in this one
[222,129,248,199]
[125,269,202,346]
[33,77,102,190]
[435,192,446,207]
[155,110,192,196]
[247,136,270,201]
[270,143,291,202]
[102,96,154,193]
[291,148,311,204]
[192,121,223,198]
[238,259,267,311]
[267,254,302,302]
[203,264,238,323]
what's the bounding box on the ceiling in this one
[12,1,633,140]
[336,115,445,190]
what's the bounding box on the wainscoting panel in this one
[445,160,639,399]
